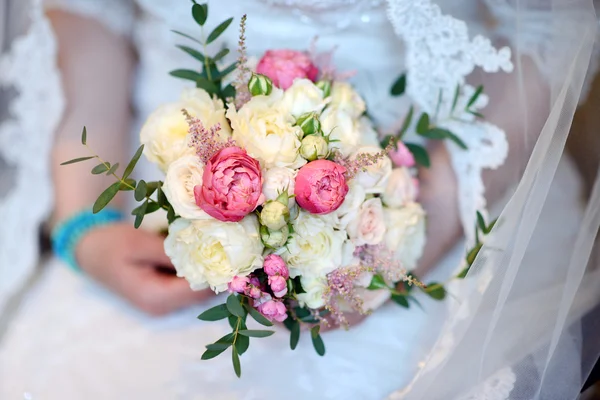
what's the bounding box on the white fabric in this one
[0,0,598,399]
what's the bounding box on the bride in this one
[0,0,599,399]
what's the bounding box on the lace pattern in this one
[386,0,513,243]
[0,0,64,314]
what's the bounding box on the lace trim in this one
[386,0,513,243]
[455,368,516,400]
[0,1,65,312]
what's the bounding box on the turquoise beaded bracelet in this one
[51,208,123,272]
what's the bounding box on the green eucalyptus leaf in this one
[216,332,235,344]
[61,156,94,166]
[207,17,233,44]
[244,304,273,327]
[91,163,109,175]
[456,267,469,279]
[206,342,231,351]
[425,283,446,300]
[176,45,205,63]
[310,326,325,356]
[391,294,410,308]
[221,84,236,99]
[167,206,177,224]
[467,85,484,109]
[105,162,119,176]
[290,320,300,350]
[232,348,241,377]
[197,303,230,321]
[195,77,220,94]
[294,306,311,320]
[420,128,468,150]
[367,274,389,291]
[476,211,486,233]
[212,48,230,63]
[217,62,238,79]
[191,3,208,26]
[416,113,430,134]
[466,242,483,266]
[485,218,498,234]
[81,126,87,145]
[92,182,121,213]
[228,315,238,330]
[201,347,227,360]
[123,145,145,179]
[145,202,161,214]
[398,106,414,138]
[468,110,485,119]
[235,333,250,355]
[226,294,246,318]
[171,30,203,45]
[135,180,147,202]
[120,178,136,191]
[157,184,168,206]
[170,69,204,82]
[451,84,460,113]
[134,200,147,229]
[405,143,430,168]
[238,330,275,338]
[380,135,395,150]
[146,181,160,197]
[390,74,406,96]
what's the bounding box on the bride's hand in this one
[75,223,211,315]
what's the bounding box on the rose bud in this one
[248,73,274,96]
[260,201,289,231]
[260,225,290,249]
[300,135,328,161]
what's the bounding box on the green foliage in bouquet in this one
[170,1,237,102]
[60,128,176,227]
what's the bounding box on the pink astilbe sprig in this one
[308,37,356,82]
[354,244,425,288]
[331,140,395,180]
[233,14,251,109]
[323,265,374,329]
[184,109,236,164]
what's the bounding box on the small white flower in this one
[163,155,211,220]
[330,181,367,229]
[346,197,386,246]
[383,168,418,208]
[140,88,231,172]
[281,79,326,117]
[383,202,426,270]
[165,215,264,292]
[297,275,328,309]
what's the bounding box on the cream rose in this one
[383,168,418,208]
[383,202,426,270]
[347,198,386,246]
[278,211,347,278]
[329,81,366,118]
[351,146,392,194]
[297,275,328,309]
[163,155,210,220]
[321,107,360,156]
[330,181,366,229]
[281,79,326,117]
[228,89,305,169]
[140,88,231,172]
[164,215,264,292]
[262,166,297,210]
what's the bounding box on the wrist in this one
[51,208,123,272]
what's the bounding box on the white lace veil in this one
[388,0,600,399]
[1,0,599,399]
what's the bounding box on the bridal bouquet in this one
[62,2,488,377]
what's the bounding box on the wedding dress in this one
[0,0,599,399]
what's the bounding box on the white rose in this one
[329,81,366,118]
[358,117,380,147]
[383,168,418,208]
[140,88,231,172]
[346,198,386,246]
[383,202,426,270]
[163,155,211,220]
[165,215,264,293]
[351,145,392,194]
[330,181,366,229]
[321,107,360,156]
[296,275,328,309]
[281,79,326,117]
[278,211,347,278]
[262,166,297,210]
[228,88,306,169]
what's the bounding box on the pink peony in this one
[246,285,262,299]
[194,146,264,222]
[256,49,319,90]
[268,275,288,298]
[294,160,349,215]
[263,254,289,279]
[389,142,416,168]
[228,276,249,293]
[257,298,288,322]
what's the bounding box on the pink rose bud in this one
[389,142,416,168]
[269,275,288,298]
[263,254,289,278]
[295,160,349,214]
[257,299,288,322]
[256,49,319,90]
[246,286,263,299]
[194,146,264,222]
[228,276,249,294]
[249,276,261,287]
